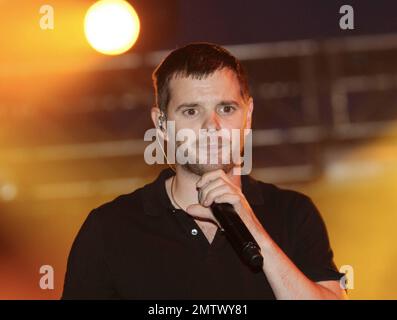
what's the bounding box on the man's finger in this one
[196,169,225,188]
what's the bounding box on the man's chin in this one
[182,162,235,176]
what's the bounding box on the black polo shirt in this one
[62,168,344,299]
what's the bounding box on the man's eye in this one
[219,105,236,114]
[183,109,198,117]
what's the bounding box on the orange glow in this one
[0,1,128,77]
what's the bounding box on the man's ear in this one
[151,107,167,141]
[244,97,253,131]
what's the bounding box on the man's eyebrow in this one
[175,102,200,112]
[174,100,241,112]
[217,100,241,107]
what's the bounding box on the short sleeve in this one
[62,209,116,299]
[290,194,345,283]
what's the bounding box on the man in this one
[62,43,347,299]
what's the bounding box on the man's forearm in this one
[245,216,343,300]
[259,233,340,299]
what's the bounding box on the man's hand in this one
[186,169,264,239]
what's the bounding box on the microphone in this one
[210,202,263,269]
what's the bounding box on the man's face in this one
[166,68,253,176]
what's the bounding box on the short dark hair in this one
[152,42,251,114]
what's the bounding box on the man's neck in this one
[165,166,242,244]
[167,165,242,211]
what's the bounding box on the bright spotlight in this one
[84,0,140,55]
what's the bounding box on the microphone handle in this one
[210,202,264,269]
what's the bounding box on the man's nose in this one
[202,111,221,130]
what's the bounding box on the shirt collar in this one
[141,167,264,217]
